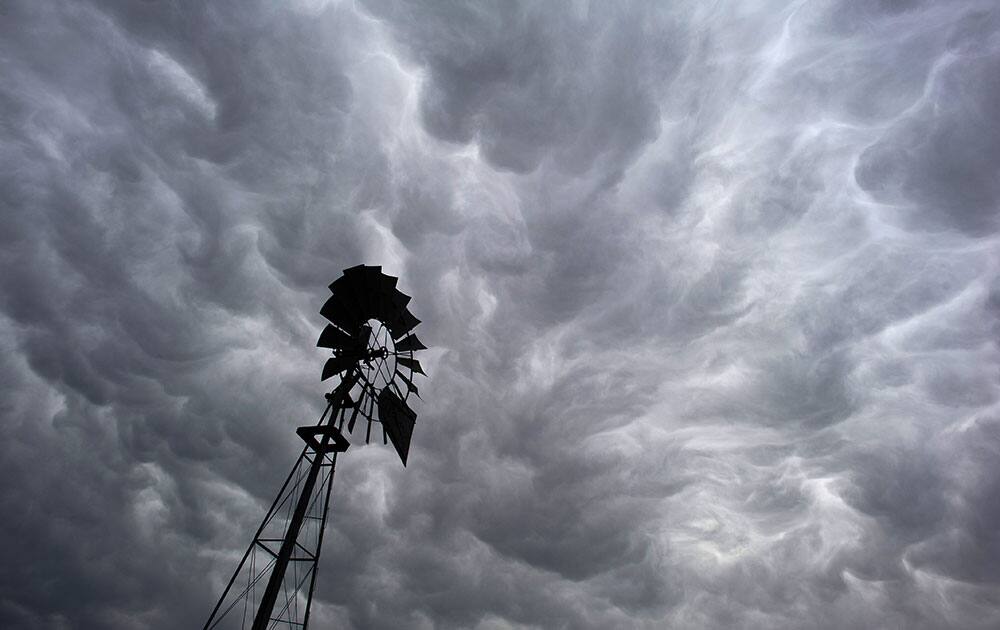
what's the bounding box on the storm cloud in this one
[1,0,999,628]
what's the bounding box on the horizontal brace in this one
[296,425,350,454]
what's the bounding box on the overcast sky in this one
[2,1,999,628]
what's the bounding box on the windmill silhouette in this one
[203,265,426,630]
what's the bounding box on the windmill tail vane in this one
[203,265,425,630]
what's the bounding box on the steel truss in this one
[203,376,355,630]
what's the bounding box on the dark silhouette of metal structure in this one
[204,265,425,630]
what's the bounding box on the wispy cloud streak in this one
[1,1,998,628]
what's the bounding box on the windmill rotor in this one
[318,264,425,465]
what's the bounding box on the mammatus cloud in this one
[1,0,998,628]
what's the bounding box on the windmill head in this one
[317,265,426,465]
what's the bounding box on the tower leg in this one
[251,436,329,629]
[204,374,355,630]
[301,438,339,628]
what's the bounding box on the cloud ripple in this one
[1,0,998,628]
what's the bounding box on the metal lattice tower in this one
[204,265,426,630]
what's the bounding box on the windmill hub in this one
[357,318,396,390]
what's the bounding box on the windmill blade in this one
[317,324,354,350]
[396,356,426,376]
[330,265,385,313]
[332,278,372,315]
[321,356,356,381]
[329,264,366,289]
[345,265,383,290]
[374,287,412,333]
[320,294,362,332]
[379,273,398,293]
[381,314,406,338]
[369,275,398,321]
[377,387,416,466]
[392,309,420,340]
[396,369,420,398]
[368,287,391,324]
[390,289,411,311]
[378,289,409,321]
[336,263,380,283]
[360,275,388,318]
[394,334,426,352]
[328,265,366,299]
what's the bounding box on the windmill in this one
[203,265,426,630]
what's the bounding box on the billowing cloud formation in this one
[1,0,999,628]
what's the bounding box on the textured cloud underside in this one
[1,1,999,629]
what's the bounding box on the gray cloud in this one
[2,0,999,629]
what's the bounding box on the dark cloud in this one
[2,0,999,629]
[363,1,676,176]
